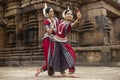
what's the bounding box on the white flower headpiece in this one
[62,6,71,18]
[43,3,48,17]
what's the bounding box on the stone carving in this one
[95,15,110,31]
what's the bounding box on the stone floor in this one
[0,66,120,80]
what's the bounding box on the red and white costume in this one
[52,21,76,73]
[41,17,59,72]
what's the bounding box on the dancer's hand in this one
[77,12,81,20]
[76,8,82,20]
[50,18,55,29]
[71,8,82,27]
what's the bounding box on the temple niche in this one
[6,16,16,47]
[0,0,120,66]
[21,12,38,46]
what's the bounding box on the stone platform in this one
[0,66,120,80]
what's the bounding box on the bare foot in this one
[69,73,79,78]
[49,73,55,77]
[61,73,66,77]
[35,68,43,77]
[53,75,65,78]
[51,73,66,78]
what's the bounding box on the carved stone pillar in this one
[0,24,6,48]
[6,17,16,48]
[0,2,5,48]
[68,29,80,47]
[112,18,120,45]
[15,14,23,47]
[37,10,45,46]
[0,3,2,19]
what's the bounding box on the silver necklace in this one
[58,21,66,34]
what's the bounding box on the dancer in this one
[52,7,81,78]
[35,3,59,76]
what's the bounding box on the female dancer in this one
[35,3,59,76]
[52,7,81,77]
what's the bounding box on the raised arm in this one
[71,9,82,27]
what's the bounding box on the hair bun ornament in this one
[67,6,70,10]
[62,6,70,18]
[43,3,48,17]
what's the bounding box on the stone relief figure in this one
[95,15,110,31]
[95,15,111,45]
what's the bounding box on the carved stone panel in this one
[21,0,30,7]
[87,52,101,62]
[4,1,20,17]
[95,15,111,45]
